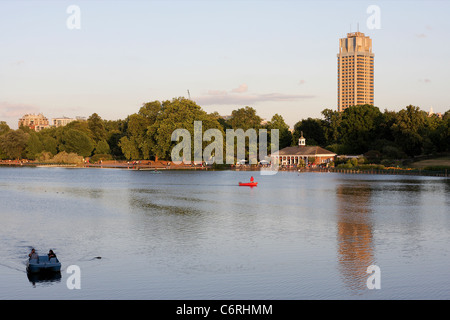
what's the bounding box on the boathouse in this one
[271,132,336,166]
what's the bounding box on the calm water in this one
[0,167,449,299]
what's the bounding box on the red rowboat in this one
[239,176,257,187]
[239,182,258,187]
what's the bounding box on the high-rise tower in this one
[337,32,374,112]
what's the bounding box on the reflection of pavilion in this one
[336,183,375,292]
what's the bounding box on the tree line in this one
[0,97,449,165]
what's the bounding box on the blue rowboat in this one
[27,256,61,273]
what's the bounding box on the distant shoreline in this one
[1,160,448,178]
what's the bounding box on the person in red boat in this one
[250,176,254,183]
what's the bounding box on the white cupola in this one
[298,131,306,147]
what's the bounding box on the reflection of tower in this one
[336,183,375,292]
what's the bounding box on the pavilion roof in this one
[273,146,336,157]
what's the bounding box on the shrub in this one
[36,151,53,162]
[36,151,84,164]
[364,150,382,163]
[90,153,112,163]
[52,151,84,164]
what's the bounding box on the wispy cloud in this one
[9,60,25,67]
[207,90,228,96]
[10,60,25,66]
[195,84,314,106]
[416,25,432,39]
[231,84,248,93]
[0,101,40,118]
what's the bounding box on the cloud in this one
[0,101,40,118]
[415,33,427,38]
[231,84,248,93]
[195,85,314,106]
[11,60,25,66]
[207,90,228,96]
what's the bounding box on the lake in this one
[0,167,449,299]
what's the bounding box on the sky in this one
[1,0,449,129]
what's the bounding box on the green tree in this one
[59,129,94,157]
[104,119,127,159]
[126,113,153,159]
[321,108,342,145]
[0,121,10,136]
[0,121,11,159]
[229,106,262,130]
[119,101,163,160]
[391,105,427,156]
[94,139,111,155]
[25,132,44,160]
[87,113,107,143]
[41,135,58,155]
[423,113,445,154]
[292,117,327,146]
[64,119,91,135]
[0,129,30,159]
[339,104,383,154]
[377,109,397,143]
[108,131,125,158]
[210,111,231,132]
[267,114,293,149]
[138,101,163,123]
[150,97,223,160]
[118,136,140,160]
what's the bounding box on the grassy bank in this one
[408,156,450,169]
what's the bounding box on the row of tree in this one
[297,104,450,159]
[0,97,449,163]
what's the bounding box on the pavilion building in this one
[271,133,336,166]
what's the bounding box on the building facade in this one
[53,117,77,127]
[18,113,50,132]
[337,32,374,112]
[271,133,336,167]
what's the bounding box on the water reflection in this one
[445,180,450,206]
[336,182,375,293]
[1,168,448,299]
[27,271,61,287]
[130,190,203,216]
